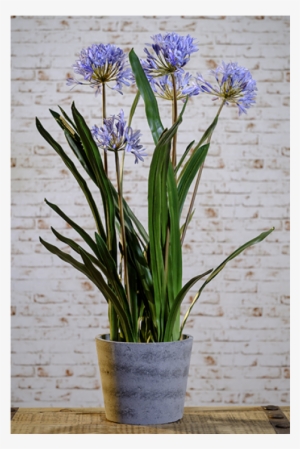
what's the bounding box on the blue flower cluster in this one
[149,71,200,101]
[142,33,198,77]
[67,43,134,95]
[91,110,147,164]
[67,35,258,169]
[196,61,257,115]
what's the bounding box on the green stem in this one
[181,101,225,245]
[115,150,131,313]
[101,82,118,339]
[171,73,178,169]
[119,97,136,188]
[163,74,178,320]
[102,82,108,175]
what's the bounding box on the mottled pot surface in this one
[95,334,193,425]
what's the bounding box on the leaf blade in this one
[180,227,275,336]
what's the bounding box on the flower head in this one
[67,44,134,95]
[141,33,198,78]
[149,71,200,101]
[196,61,257,114]
[91,110,147,164]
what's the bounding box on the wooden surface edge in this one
[10,405,290,435]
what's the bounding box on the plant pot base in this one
[95,334,193,425]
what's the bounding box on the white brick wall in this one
[11,16,290,407]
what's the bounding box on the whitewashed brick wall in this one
[11,16,290,407]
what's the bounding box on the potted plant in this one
[36,33,274,425]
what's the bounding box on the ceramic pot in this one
[95,333,193,425]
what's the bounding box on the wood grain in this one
[10,406,290,434]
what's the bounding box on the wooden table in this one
[11,406,290,434]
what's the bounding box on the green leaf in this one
[147,100,188,339]
[148,138,170,339]
[126,229,155,306]
[44,198,99,257]
[177,143,210,215]
[79,249,135,342]
[39,237,97,285]
[128,91,140,127]
[195,115,219,150]
[122,199,149,246]
[166,162,182,340]
[64,131,98,185]
[94,232,132,324]
[40,236,128,341]
[163,268,214,342]
[179,227,275,337]
[58,105,77,129]
[129,49,164,145]
[71,102,117,261]
[50,226,107,276]
[49,108,99,185]
[175,140,195,175]
[36,117,106,240]
[180,209,195,236]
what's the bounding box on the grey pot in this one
[95,333,193,425]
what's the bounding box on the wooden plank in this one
[261,405,290,434]
[281,406,290,421]
[11,406,290,434]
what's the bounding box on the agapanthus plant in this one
[67,43,134,174]
[149,71,200,101]
[67,43,134,95]
[91,110,147,164]
[142,32,198,77]
[36,36,273,343]
[196,61,257,115]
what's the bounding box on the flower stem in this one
[115,150,131,312]
[181,101,225,245]
[171,73,178,169]
[102,82,108,175]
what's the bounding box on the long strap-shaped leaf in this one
[36,117,106,240]
[148,135,170,339]
[129,49,164,145]
[179,227,275,337]
[39,236,96,281]
[125,228,157,336]
[41,236,133,341]
[50,226,108,276]
[79,249,134,342]
[49,109,96,184]
[56,106,149,246]
[175,140,195,176]
[71,102,117,262]
[44,198,99,257]
[166,162,182,340]
[148,101,188,339]
[177,143,210,215]
[163,268,214,342]
[194,115,219,151]
[94,232,135,338]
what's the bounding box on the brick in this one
[11,366,35,377]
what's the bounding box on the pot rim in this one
[95,333,193,345]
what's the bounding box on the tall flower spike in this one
[149,71,200,101]
[67,44,134,95]
[141,33,198,78]
[91,110,147,164]
[196,61,257,115]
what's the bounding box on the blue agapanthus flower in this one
[67,44,134,95]
[149,71,200,101]
[141,33,198,78]
[196,61,257,115]
[91,110,147,164]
